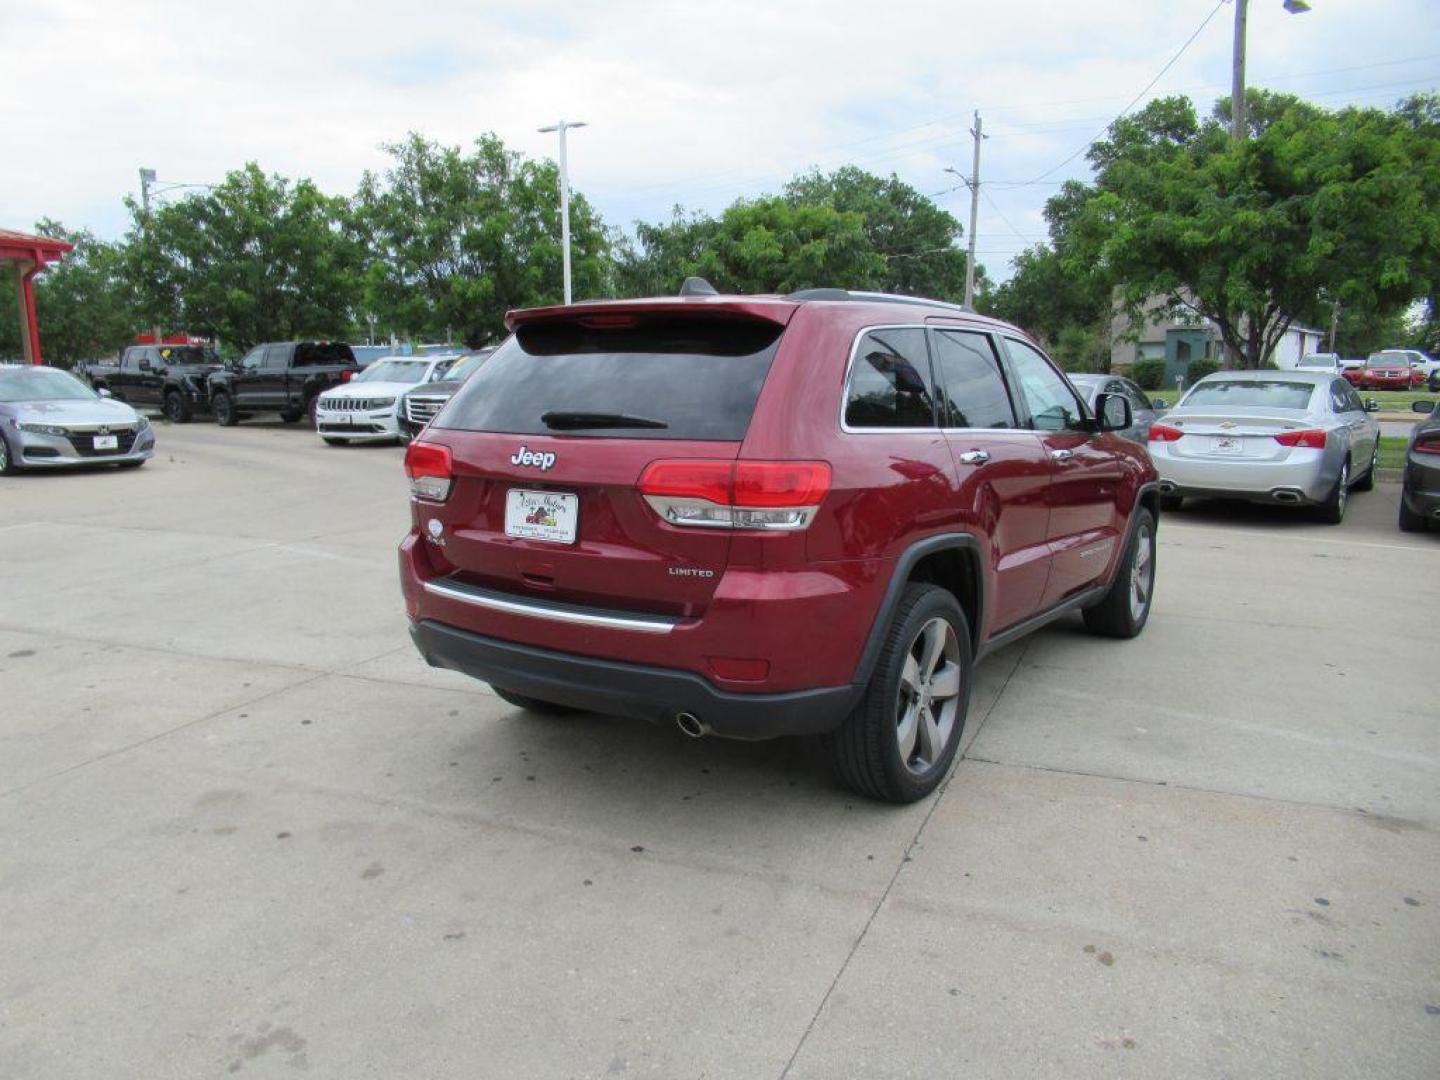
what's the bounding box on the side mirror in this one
[1413,400,1436,415]
[1365,399,1381,412]
[1152,398,1168,409]
[96,387,113,399]
[1095,391,1132,433]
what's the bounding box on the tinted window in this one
[1329,380,1354,413]
[1003,338,1084,432]
[1120,380,1151,414]
[931,330,1015,429]
[845,328,936,429]
[262,345,289,370]
[1182,380,1316,410]
[439,317,782,441]
[293,342,356,367]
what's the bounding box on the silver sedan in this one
[0,365,155,474]
[1147,370,1380,524]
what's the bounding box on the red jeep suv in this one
[399,283,1159,802]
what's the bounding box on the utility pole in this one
[139,168,159,343]
[1231,0,1249,140]
[538,120,587,305]
[943,111,985,309]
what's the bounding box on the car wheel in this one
[1083,509,1156,639]
[1398,498,1427,533]
[491,687,580,715]
[1314,461,1349,525]
[1159,493,1183,513]
[163,391,192,424]
[321,436,349,446]
[212,392,238,427]
[826,583,972,803]
[0,435,15,475]
[1354,442,1380,492]
[279,409,301,424]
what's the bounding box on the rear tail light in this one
[1148,424,1183,442]
[404,440,453,501]
[1415,434,1440,456]
[639,459,831,531]
[1274,429,1327,449]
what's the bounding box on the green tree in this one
[352,133,609,346]
[1079,91,1440,368]
[125,164,360,349]
[0,221,136,366]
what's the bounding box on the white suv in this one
[315,355,460,445]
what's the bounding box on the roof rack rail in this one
[679,276,719,297]
[784,288,977,315]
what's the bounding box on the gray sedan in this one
[1147,370,1380,524]
[1067,373,1164,444]
[0,365,155,474]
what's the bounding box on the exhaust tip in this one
[675,712,707,738]
[1272,488,1304,504]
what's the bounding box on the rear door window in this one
[930,329,1015,429]
[438,316,783,441]
[844,328,937,429]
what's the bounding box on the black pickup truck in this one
[83,344,222,422]
[206,341,358,426]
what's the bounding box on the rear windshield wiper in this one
[541,410,669,430]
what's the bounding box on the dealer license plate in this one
[504,489,578,544]
[1211,436,1242,454]
[93,434,119,451]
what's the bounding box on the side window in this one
[931,329,1016,429]
[1003,338,1085,432]
[1121,380,1151,413]
[1330,380,1354,413]
[844,328,937,429]
[1345,385,1366,413]
[240,347,265,371]
[262,346,289,370]
[121,348,138,371]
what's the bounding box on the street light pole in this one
[1232,1,1313,141]
[538,120,587,305]
[944,110,985,309]
[139,168,159,343]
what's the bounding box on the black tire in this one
[491,687,580,715]
[279,409,301,424]
[212,391,238,427]
[826,583,973,804]
[162,390,193,424]
[1083,509,1156,639]
[1314,461,1349,525]
[1398,497,1427,533]
[0,434,16,475]
[1159,493,1183,513]
[1354,441,1379,492]
[321,436,349,446]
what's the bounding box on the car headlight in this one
[19,422,69,436]
[133,415,150,432]
[370,398,396,409]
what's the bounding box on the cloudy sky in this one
[2,0,1436,280]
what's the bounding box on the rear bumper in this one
[1403,457,1440,519]
[410,619,857,739]
[1151,446,1334,504]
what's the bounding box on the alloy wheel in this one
[1129,522,1154,621]
[895,617,962,774]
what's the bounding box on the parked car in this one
[1148,371,1380,523]
[206,341,358,426]
[1353,351,1426,391]
[1399,400,1440,532]
[398,283,1159,803]
[1294,352,1346,375]
[1067,374,1163,444]
[396,347,496,442]
[314,354,460,445]
[0,365,155,474]
[349,345,395,368]
[85,343,222,422]
[1370,348,1440,386]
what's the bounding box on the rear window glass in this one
[1183,380,1315,410]
[294,342,356,367]
[437,317,783,440]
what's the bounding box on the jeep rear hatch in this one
[414,310,796,619]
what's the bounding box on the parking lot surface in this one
[2,423,1437,1079]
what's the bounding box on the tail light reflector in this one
[405,440,453,501]
[1148,424,1183,442]
[1274,429,1327,449]
[639,459,831,530]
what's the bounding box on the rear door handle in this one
[957,450,990,465]
[1050,449,1074,461]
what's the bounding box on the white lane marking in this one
[1165,523,1437,555]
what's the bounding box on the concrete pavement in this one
[1,423,1436,1079]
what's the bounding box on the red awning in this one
[0,228,74,267]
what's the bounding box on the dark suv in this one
[399,285,1159,802]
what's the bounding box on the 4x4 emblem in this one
[510,445,556,471]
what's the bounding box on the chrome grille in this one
[405,395,448,424]
[319,398,388,412]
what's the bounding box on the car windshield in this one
[1297,356,1334,368]
[0,368,98,403]
[354,359,432,384]
[434,353,488,383]
[1181,380,1315,411]
[1366,352,1410,366]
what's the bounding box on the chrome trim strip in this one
[422,579,678,634]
